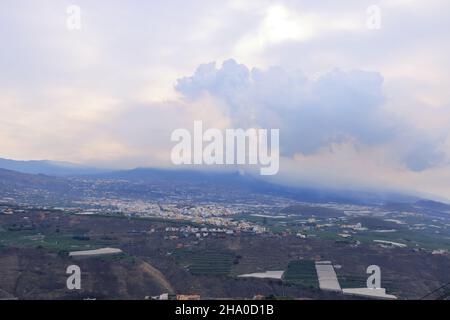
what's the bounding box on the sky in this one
[1,0,450,199]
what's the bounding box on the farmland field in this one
[173,249,236,276]
[283,260,319,289]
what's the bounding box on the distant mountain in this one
[90,168,290,202]
[0,164,437,208]
[0,158,106,176]
[0,168,75,190]
[0,168,76,205]
[93,167,262,186]
[383,199,450,218]
[415,200,450,212]
[91,167,420,205]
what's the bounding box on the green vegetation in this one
[174,248,235,276]
[281,205,344,218]
[283,260,319,289]
[0,229,114,253]
[82,213,213,228]
[352,229,450,250]
[95,252,136,263]
[348,217,400,230]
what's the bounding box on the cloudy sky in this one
[1,0,450,199]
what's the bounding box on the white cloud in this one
[0,0,449,199]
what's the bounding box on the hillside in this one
[0,158,105,176]
[0,246,173,299]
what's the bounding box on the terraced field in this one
[174,249,236,276]
[283,260,319,289]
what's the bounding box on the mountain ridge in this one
[0,157,107,176]
[0,158,447,207]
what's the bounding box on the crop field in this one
[283,260,319,289]
[173,249,236,276]
[352,229,450,250]
[0,229,114,253]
